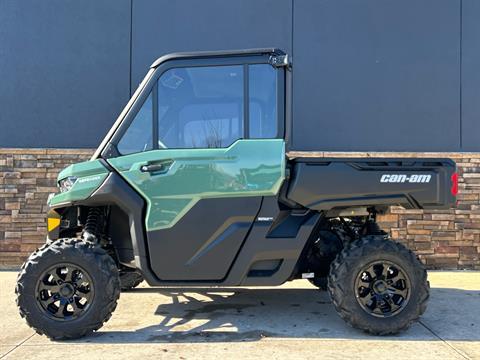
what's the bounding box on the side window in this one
[116,60,281,154]
[158,65,244,149]
[117,94,153,155]
[249,64,278,138]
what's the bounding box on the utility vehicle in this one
[16,49,457,340]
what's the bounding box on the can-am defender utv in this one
[16,49,457,340]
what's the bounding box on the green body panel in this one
[108,139,285,231]
[48,160,109,207]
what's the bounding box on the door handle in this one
[140,160,173,174]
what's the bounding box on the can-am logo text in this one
[380,174,432,183]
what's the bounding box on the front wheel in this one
[16,238,121,340]
[328,235,429,335]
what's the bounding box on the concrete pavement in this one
[1,271,479,359]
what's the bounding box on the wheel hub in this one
[36,263,94,321]
[59,283,75,298]
[373,280,387,294]
[354,260,411,318]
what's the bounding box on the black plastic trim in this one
[243,64,249,139]
[152,83,159,150]
[146,197,262,282]
[284,56,292,151]
[150,48,284,69]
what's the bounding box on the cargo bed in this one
[286,157,457,211]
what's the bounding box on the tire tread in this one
[327,235,429,335]
[16,238,121,340]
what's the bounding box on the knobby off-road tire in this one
[120,271,144,291]
[16,238,121,340]
[328,235,429,335]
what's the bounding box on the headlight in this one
[58,176,77,193]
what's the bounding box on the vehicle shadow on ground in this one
[81,287,480,344]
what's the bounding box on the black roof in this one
[150,48,284,68]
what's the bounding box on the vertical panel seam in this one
[460,0,463,149]
[129,0,133,97]
[291,0,294,58]
[290,0,294,149]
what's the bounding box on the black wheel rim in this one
[354,260,411,318]
[35,263,94,321]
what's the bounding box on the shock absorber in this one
[83,207,102,243]
[364,208,387,236]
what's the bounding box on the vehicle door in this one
[107,53,286,281]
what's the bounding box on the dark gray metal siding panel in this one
[461,0,480,151]
[131,0,292,91]
[0,0,475,152]
[0,0,130,148]
[292,0,461,152]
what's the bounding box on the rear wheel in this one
[328,235,429,335]
[16,238,120,340]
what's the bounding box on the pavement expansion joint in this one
[419,320,471,360]
[0,333,35,360]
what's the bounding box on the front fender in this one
[48,160,109,207]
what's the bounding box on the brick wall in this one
[0,149,93,267]
[376,154,480,270]
[1,148,479,269]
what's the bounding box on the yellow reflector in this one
[47,217,61,232]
